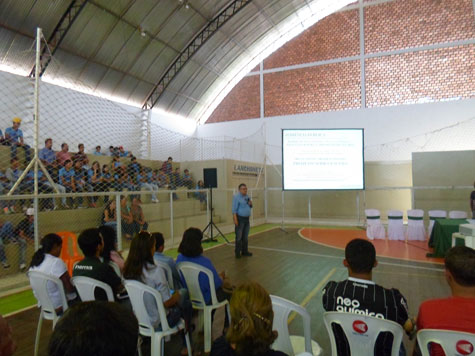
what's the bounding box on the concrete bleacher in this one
[0,149,206,280]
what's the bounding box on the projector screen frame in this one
[281,128,365,191]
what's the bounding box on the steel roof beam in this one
[142,0,252,111]
[29,0,89,77]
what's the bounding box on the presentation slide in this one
[282,129,364,190]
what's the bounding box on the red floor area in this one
[299,228,444,264]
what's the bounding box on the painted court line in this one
[288,267,337,325]
[247,245,445,273]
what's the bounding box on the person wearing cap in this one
[5,117,31,163]
[15,207,35,271]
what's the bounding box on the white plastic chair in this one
[155,260,175,289]
[270,295,322,356]
[323,312,403,356]
[407,209,426,241]
[428,210,447,237]
[387,210,405,241]
[124,280,191,356]
[452,232,475,248]
[177,261,231,353]
[28,271,69,356]
[417,329,475,356]
[365,209,386,240]
[72,276,115,301]
[449,210,468,219]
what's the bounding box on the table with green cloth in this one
[428,218,468,258]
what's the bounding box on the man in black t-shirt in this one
[322,239,414,356]
[73,228,123,301]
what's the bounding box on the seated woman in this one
[195,180,207,204]
[99,225,124,275]
[176,227,231,305]
[29,233,78,313]
[211,281,287,356]
[119,195,136,240]
[102,200,117,230]
[123,231,192,355]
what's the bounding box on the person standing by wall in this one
[232,183,252,259]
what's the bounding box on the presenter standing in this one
[232,183,253,258]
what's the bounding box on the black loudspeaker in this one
[203,168,217,188]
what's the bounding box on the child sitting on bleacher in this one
[137,166,158,203]
[58,159,75,208]
[101,164,113,202]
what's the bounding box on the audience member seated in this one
[123,231,192,354]
[5,157,28,194]
[4,117,31,164]
[0,219,14,268]
[107,145,115,156]
[173,167,183,187]
[322,238,414,356]
[131,197,148,231]
[153,232,183,289]
[39,138,58,177]
[87,161,101,205]
[182,169,193,189]
[48,301,139,356]
[118,146,130,157]
[195,180,207,204]
[16,208,35,272]
[210,281,287,356]
[0,314,17,356]
[137,166,159,203]
[102,200,117,231]
[101,164,113,202]
[56,143,71,167]
[158,168,169,188]
[120,196,136,240]
[72,143,87,165]
[161,156,173,177]
[112,156,122,170]
[58,159,75,208]
[29,233,78,312]
[127,156,140,178]
[73,160,91,208]
[72,228,123,301]
[99,225,124,275]
[414,246,475,356]
[93,145,104,156]
[176,227,232,305]
[0,172,14,213]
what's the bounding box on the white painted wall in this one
[196,99,475,163]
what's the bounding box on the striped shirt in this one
[322,277,409,355]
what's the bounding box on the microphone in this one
[245,196,252,207]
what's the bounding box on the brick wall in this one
[264,61,361,117]
[206,0,475,124]
[366,45,475,107]
[263,10,360,69]
[206,76,260,123]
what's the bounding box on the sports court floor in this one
[7,226,448,355]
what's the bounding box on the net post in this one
[33,27,42,250]
[308,195,311,225]
[170,191,174,247]
[116,193,122,251]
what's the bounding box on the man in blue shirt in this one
[152,232,183,289]
[232,183,252,258]
[5,117,31,164]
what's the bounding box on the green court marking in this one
[0,289,36,315]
